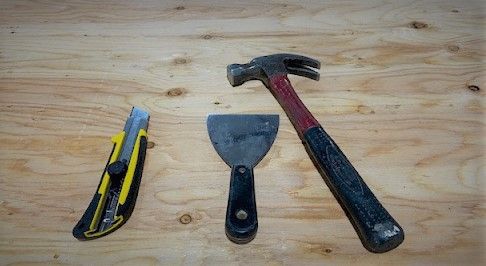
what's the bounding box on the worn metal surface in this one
[119,107,150,165]
[207,114,279,168]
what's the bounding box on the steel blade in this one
[207,114,279,168]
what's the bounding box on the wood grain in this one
[0,0,484,265]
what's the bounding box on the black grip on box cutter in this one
[303,126,404,253]
[72,135,147,240]
[225,165,258,244]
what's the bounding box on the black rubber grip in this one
[303,126,404,253]
[225,165,258,244]
[72,193,102,240]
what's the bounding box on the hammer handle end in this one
[267,72,403,252]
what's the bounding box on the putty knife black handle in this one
[304,126,404,253]
[225,165,258,244]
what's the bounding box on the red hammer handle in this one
[267,73,404,253]
[268,74,319,136]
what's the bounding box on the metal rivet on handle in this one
[236,209,248,220]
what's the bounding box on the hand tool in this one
[73,107,149,240]
[207,114,279,244]
[227,54,404,253]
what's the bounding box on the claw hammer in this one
[227,54,404,253]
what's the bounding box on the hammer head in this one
[227,54,320,87]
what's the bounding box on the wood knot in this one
[325,248,332,253]
[166,88,186,97]
[467,85,480,92]
[451,9,459,13]
[175,6,185,10]
[410,21,428,29]
[357,104,375,114]
[147,141,155,149]
[53,254,59,259]
[179,214,192,224]
[213,101,221,105]
[173,57,190,65]
[447,45,460,53]
[201,34,214,40]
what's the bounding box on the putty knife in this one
[207,114,279,244]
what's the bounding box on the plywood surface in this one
[0,0,484,265]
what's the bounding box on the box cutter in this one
[73,107,149,240]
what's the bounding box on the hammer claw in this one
[286,65,320,81]
[284,55,321,70]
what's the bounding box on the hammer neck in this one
[267,74,320,137]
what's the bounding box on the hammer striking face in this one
[226,54,404,253]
